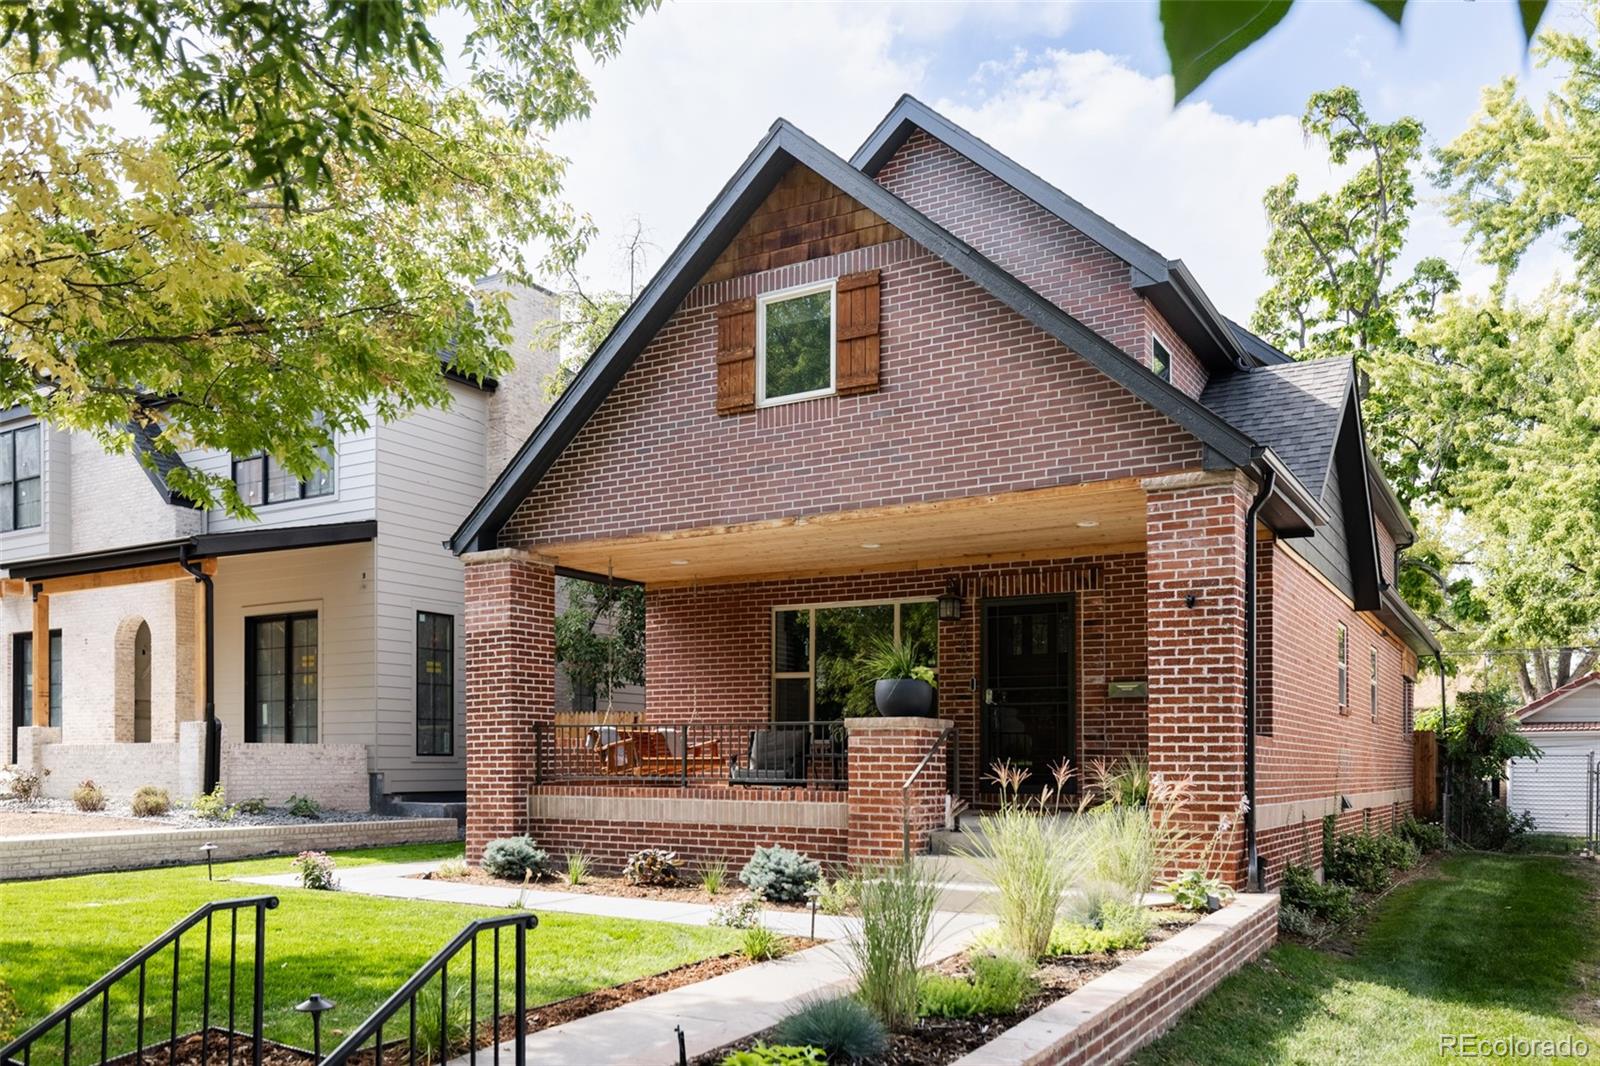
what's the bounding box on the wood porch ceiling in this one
[541,478,1149,586]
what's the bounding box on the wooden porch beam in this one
[34,558,216,596]
[0,579,24,598]
[31,589,48,727]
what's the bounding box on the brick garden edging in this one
[950,893,1279,1066]
[0,817,460,881]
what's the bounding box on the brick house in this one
[0,281,630,811]
[448,98,1438,887]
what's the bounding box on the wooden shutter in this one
[835,269,881,395]
[715,296,756,415]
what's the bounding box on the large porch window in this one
[245,612,318,743]
[771,599,937,723]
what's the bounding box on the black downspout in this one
[1244,465,1276,892]
[178,546,219,792]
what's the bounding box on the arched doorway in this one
[114,616,153,742]
[133,621,151,742]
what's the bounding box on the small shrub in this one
[817,874,860,916]
[710,893,764,929]
[4,766,48,803]
[771,997,887,1062]
[434,858,471,880]
[285,794,320,819]
[741,924,789,961]
[720,1045,825,1066]
[1063,878,1133,929]
[130,785,171,817]
[624,847,682,886]
[291,850,338,890]
[72,779,107,812]
[1088,754,1151,808]
[1325,832,1393,893]
[1276,903,1324,938]
[234,797,268,816]
[1167,870,1229,913]
[1397,816,1446,853]
[847,861,943,1030]
[191,784,235,822]
[700,860,728,895]
[481,837,549,881]
[564,852,589,886]
[740,845,821,903]
[1280,863,1355,924]
[411,970,477,1060]
[917,952,1036,1018]
[1047,902,1150,956]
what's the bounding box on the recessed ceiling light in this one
[861,542,881,549]
[669,559,689,565]
[1075,520,1099,529]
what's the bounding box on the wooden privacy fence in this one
[1413,729,1438,819]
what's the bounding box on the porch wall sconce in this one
[937,578,963,621]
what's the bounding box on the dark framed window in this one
[416,611,454,756]
[1151,338,1172,383]
[245,613,318,743]
[12,630,62,730]
[232,430,335,506]
[1369,647,1379,721]
[772,600,937,723]
[0,425,42,531]
[1335,624,1349,710]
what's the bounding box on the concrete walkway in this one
[241,860,994,1065]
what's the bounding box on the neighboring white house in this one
[0,280,577,810]
[1507,673,1600,835]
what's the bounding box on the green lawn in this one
[1138,853,1600,1064]
[0,844,739,1055]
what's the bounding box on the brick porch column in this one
[1143,471,1252,888]
[844,716,952,866]
[463,549,556,862]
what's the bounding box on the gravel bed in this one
[0,796,412,830]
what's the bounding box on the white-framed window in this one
[757,279,835,406]
[1402,676,1415,734]
[1151,337,1172,383]
[772,598,937,723]
[1370,646,1379,721]
[1336,623,1348,710]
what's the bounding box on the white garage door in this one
[1507,741,1596,835]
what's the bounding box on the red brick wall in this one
[1145,474,1251,886]
[464,552,555,861]
[501,233,1201,547]
[642,554,1149,802]
[845,718,951,864]
[1254,538,1417,880]
[873,130,1210,400]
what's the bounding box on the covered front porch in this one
[466,470,1259,876]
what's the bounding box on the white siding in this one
[210,542,376,757]
[0,416,70,563]
[1523,682,1600,724]
[369,381,487,794]
[183,418,378,533]
[1507,734,1598,835]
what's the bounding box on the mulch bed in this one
[415,868,810,911]
[695,909,1200,1066]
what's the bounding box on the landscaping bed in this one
[697,908,1200,1066]
[415,866,813,911]
[0,796,402,833]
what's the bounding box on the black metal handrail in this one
[902,725,958,862]
[0,895,279,1066]
[320,913,537,1066]
[532,720,848,790]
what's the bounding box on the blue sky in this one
[539,0,1579,321]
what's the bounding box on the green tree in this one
[555,578,645,707]
[538,217,654,401]
[1,2,654,514]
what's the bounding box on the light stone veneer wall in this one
[221,740,369,809]
[0,817,459,881]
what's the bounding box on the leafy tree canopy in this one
[1,0,654,515]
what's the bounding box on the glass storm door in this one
[982,597,1075,790]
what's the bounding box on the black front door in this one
[982,597,1075,790]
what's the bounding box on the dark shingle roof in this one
[1201,358,1354,499]
[128,420,196,508]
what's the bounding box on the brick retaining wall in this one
[951,893,1279,1066]
[0,817,459,881]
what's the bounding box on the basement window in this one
[757,281,835,405]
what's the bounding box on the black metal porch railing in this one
[0,896,278,1066]
[531,720,848,790]
[319,913,536,1066]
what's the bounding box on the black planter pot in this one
[874,678,936,717]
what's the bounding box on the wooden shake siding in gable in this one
[701,166,904,285]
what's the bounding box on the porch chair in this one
[729,728,807,787]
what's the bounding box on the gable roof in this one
[128,420,196,509]
[1201,359,1353,498]
[447,119,1266,554]
[1518,673,1600,721]
[851,95,1254,373]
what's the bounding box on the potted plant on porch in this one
[860,636,937,716]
